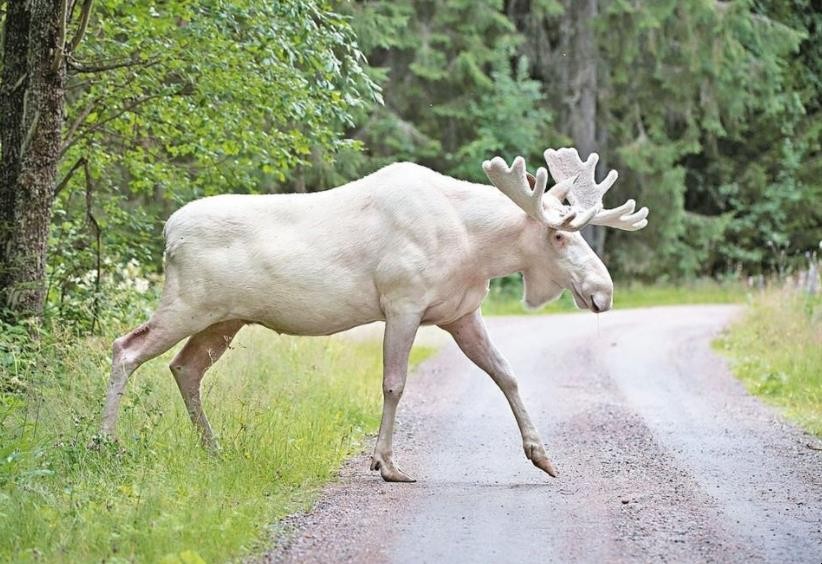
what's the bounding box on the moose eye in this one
[553,233,564,242]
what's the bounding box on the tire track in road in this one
[263,306,822,563]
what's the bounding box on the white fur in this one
[101,153,645,482]
[161,161,612,333]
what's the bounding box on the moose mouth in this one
[571,287,604,313]
[570,287,590,310]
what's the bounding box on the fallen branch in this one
[52,0,69,72]
[82,158,102,334]
[67,55,161,74]
[60,100,96,158]
[68,0,93,52]
[54,156,86,197]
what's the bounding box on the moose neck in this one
[458,183,537,281]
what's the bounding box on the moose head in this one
[483,148,649,312]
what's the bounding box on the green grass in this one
[481,279,745,316]
[0,326,433,562]
[715,290,822,437]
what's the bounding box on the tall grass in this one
[715,289,822,436]
[0,326,432,562]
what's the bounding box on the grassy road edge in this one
[0,326,435,562]
[714,290,821,438]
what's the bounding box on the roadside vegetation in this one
[716,288,821,437]
[482,276,745,316]
[0,321,432,562]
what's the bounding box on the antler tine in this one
[590,200,649,231]
[482,156,556,225]
[544,147,649,232]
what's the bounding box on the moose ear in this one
[525,172,537,190]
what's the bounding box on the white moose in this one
[100,147,648,482]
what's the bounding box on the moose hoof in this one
[525,443,559,478]
[370,455,416,483]
[532,455,559,478]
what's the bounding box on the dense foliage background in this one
[0,4,819,561]
[1,0,820,331]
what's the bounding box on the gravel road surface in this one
[263,305,822,563]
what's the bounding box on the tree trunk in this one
[0,0,66,320]
[506,0,605,254]
[563,0,597,160]
[563,0,604,253]
[0,1,31,292]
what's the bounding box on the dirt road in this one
[264,305,822,563]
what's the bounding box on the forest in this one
[1,2,820,562]
[0,0,819,331]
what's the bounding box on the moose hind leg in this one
[169,320,245,450]
[102,315,198,438]
[101,299,218,439]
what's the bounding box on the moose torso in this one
[163,162,521,335]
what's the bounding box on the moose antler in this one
[544,148,649,231]
[482,156,598,231]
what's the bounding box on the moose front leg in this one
[370,311,421,483]
[441,309,558,477]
